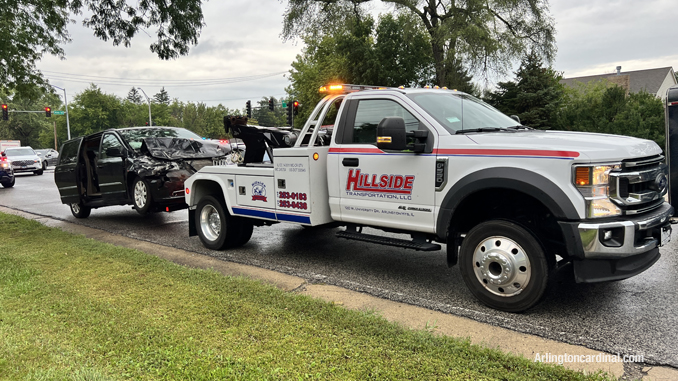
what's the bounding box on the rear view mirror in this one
[106,147,124,157]
[510,115,521,124]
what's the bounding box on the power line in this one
[43,71,288,88]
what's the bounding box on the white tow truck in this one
[185,84,673,312]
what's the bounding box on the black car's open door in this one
[54,137,83,205]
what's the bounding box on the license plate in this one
[660,225,671,247]
[20,166,26,169]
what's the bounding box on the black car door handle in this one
[342,158,359,167]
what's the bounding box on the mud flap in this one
[188,208,197,237]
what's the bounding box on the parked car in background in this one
[3,147,43,175]
[55,126,229,218]
[35,149,59,168]
[0,152,15,187]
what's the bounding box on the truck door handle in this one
[342,158,359,167]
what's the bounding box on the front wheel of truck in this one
[195,195,242,250]
[459,220,550,313]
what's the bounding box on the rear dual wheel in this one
[195,195,253,250]
[459,220,550,313]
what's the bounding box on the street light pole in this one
[50,84,71,140]
[137,87,152,126]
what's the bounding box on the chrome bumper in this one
[578,203,673,259]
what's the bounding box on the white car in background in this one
[3,147,43,175]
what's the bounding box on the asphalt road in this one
[2,170,677,368]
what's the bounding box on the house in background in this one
[560,66,676,101]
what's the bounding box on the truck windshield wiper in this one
[506,125,534,131]
[455,127,514,134]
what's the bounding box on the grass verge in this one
[0,213,610,380]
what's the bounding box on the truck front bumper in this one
[560,203,673,283]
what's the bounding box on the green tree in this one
[126,88,143,104]
[282,0,556,87]
[65,84,125,140]
[287,13,436,127]
[1,0,205,97]
[154,87,171,105]
[553,81,665,149]
[254,97,286,127]
[0,89,60,148]
[485,52,564,129]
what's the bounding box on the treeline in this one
[0,84,243,150]
[484,54,666,149]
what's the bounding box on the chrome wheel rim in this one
[200,204,221,242]
[134,181,147,208]
[71,203,80,214]
[472,236,531,297]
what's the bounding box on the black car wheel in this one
[132,178,152,215]
[42,161,47,170]
[1,177,14,188]
[70,202,91,218]
[459,220,550,313]
[195,195,246,250]
[34,169,43,176]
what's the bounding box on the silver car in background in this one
[3,147,43,175]
[35,149,59,168]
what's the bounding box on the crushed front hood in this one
[141,137,227,160]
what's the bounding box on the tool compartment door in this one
[274,155,311,214]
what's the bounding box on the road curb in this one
[2,206,676,380]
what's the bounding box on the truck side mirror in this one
[510,115,521,124]
[377,117,407,151]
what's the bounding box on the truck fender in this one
[436,167,580,241]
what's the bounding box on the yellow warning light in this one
[434,86,440,89]
[313,152,319,161]
[398,86,405,89]
[424,85,431,89]
[442,87,448,90]
[377,136,392,143]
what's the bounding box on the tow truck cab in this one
[186,84,673,312]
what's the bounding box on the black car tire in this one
[459,220,550,313]
[132,178,152,215]
[235,220,254,246]
[42,161,47,170]
[1,177,15,188]
[195,195,243,250]
[34,169,43,176]
[70,202,91,218]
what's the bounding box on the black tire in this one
[459,220,550,313]
[195,195,243,250]
[34,169,43,176]
[132,178,152,215]
[1,177,15,188]
[235,220,254,246]
[42,161,47,170]
[70,202,91,218]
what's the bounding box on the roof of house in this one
[560,67,674,95]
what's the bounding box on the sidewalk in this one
[2,205,675,380]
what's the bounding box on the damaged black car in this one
[55,127,228,218]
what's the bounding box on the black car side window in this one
[59,140,79,165]
[100,134,123,159]
[352,99,420,144]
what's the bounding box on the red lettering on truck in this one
[346,169,414,194]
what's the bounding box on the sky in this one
[37,0,678,111]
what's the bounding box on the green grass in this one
[0,213,610,380]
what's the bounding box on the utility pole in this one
[54,121,57,150]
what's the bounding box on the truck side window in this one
[352,99,419,144]
[59,140,80,165]
[100,134,123,159]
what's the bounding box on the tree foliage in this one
[154,87,171,105]
[553,81,665,149]
[282,0,556,87]
[286,13,440,127]
[0,88,60,148]
[0,0,205,98]
[484,52,564,129]
[126,88,143,104]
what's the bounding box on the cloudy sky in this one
[37,0,678,111]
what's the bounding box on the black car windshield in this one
[118,128,203,150]
[407,92,517,133]
[4,148,36,156]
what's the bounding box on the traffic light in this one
[1,104,7,121]
[293,100,299,116]
[286,102,293,125]
[45,107,51,117]
[246,100,252,118]
[268,98,274,111]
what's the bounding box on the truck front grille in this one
[609,155,668,215]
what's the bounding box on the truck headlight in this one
[573,164,622,218]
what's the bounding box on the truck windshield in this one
[118,128,203,150]
[407,92,517,133]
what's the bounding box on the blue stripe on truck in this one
[231,207,311,224]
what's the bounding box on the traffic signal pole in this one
[50,84,71,140]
